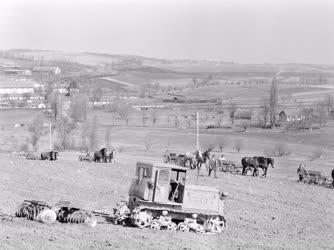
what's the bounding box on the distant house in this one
[32,66,61,75]
[5,69,32,76]
[233,109,252,120]
[0,79,38,95]
[65,81,80,96]
[278,110,305,123]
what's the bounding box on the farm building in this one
[32,66,61,75]
[278,110,306,123]
[0,79,39,95]
[232,109,252,120]
[5,69,32,76]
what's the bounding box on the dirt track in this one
[0,152,333,250]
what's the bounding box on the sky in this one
[0,0,333,64]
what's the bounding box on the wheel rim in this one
[178,223,189,232]
[167,222,177,231]
[150,220,161,230]
[196,225,205,234]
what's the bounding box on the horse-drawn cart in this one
[218,160,243,175]
[298,169,333,188]
[164,153,186,167]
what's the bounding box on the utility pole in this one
[49,123,52,151]
[196,112,199,150]
[196,112,200,185]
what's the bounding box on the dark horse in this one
[94,148,110,163]
[41,151,59,161]
[241,156,274,178]
[194,150,211,170]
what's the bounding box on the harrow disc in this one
[37,209,57,225]
[178,222,190,232]
[207,217,225,234]
[149,219,161,230]
[195,224,205,234]
[167,222,177,231]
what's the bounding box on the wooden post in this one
[49,123,52,151]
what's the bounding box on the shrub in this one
[144,134,153,152]
[264,147,276,157]
[216,136,228,152]
[310,148,323,161]
[274,143,291,157]
[234,139,243,152]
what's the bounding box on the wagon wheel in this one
[178,222,190,232]
[227,164,234,173]
[318,177,324,186]
[135,219,148,229]
[195,224,205,234]
[167,222,177,231]
[207,217,225,234]
[149,219,161,230]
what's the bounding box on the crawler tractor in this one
[115,162,227,233]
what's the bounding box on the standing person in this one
[331,169,334,189]
[208,154,218,178]
[297,163,306,182]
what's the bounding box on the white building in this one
[32,66,61,75]
[5,69,32,76]
[0,79,37,94]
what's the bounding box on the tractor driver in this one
[168,179,178,201]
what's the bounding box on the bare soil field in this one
[0,121,334,249]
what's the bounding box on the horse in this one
[241,156,274,177]
[194,149,211,170]
[93,151,103,162]
[107,150,116,163]
[256,157,274,178]
[94,148,111,163]
[184,152,197,169]
[40,151,59,161]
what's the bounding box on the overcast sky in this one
[0,0,333,64]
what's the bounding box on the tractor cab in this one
[128,162,187,208]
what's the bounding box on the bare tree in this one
[141,110,149,126]
[28,115,44,151]
[315,101,328,127]
[234,139,243,152]
[151,108,159,126]
[217,115,224,128]
[259,103,270,128]
[105,126,111,148]
[216,136,228,152]
[70,94,89,122]
[55,116,76,151]
[300,106,314,131]
[269,76,278,127]
[118,102,130,126]
[89,115,99,151]
[323,94,334,118]
[90,87,103,105]
[240,120,250,132]
[174,115,179,128]
[144,134,153,152]
[80,121,90,152]
[228,102,238,125]
[49,92,59,120]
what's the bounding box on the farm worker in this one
[297,164,305,182]
[208,154,218,178]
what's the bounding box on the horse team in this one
[164,149,274,178]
